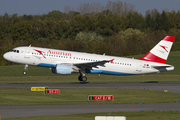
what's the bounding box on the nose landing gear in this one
[23,64,28,75]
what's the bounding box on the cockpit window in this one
[10,49,19,53]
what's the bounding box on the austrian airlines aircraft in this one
[3,36,175,82]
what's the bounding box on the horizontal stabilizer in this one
[152,65,174,72]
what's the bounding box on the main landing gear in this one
[23,64,28,75]
[78,71,87,82]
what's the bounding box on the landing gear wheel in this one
[81,76,87,82]
[78,76,87,82]
[78,70,87,82]
[23,71,27,75]
[23,64,28,75]
[78,76,82,81]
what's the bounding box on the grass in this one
[3,111,180,120]
[0,88,180,106]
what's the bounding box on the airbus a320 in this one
[3,36,175,82]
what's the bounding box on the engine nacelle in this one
[52,64,72,75]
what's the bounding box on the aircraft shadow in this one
[70,82,90,84]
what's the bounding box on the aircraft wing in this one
[73,59,114,70]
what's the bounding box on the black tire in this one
[23,71,27,75]
[78,76,82,81]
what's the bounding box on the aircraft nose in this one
[3,53,9,60]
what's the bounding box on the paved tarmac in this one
[1,103,180,118]
[0,82,180,118]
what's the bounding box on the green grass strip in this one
[0,88,180,106]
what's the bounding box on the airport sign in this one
[88,95,113,101]
[44,89,60,94]
[31,87,48,91]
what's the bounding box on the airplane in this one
[3,36,175,82]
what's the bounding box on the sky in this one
[0,0,180,16]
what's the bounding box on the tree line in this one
[0,1,180,65]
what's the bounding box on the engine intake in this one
[52,64,72,75]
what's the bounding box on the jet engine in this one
[52,64,73,75]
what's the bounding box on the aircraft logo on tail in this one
[159,45,168,52]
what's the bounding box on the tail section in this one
[139,36,175,64]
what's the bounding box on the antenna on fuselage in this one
[29,45,31,47]
[103,53,105,56]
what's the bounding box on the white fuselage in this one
[3,46,174,75]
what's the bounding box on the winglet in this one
[109,59,114,63]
